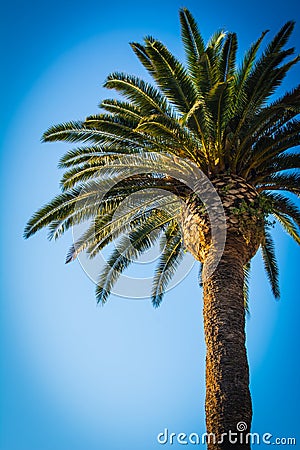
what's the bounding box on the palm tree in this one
[25,9,300,449]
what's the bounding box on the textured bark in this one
[181,175,264,263]
[202,235,252,450]
[180,174,265,449]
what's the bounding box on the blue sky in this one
[1,1,300,449]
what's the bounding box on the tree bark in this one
[202,233,252,449]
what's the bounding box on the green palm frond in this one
[152,222,183,307]
[243,261,251,314]
[231,29,269,116]
[24,185,99,238]
[142,37,197,113]
[129,41,156,74]
[179,7,205,80]
[87,197,180,259]
[58,147,120,168]
[261,229,280,298]
[43,120,143,148]
[104,72,170,115]
[84,113,145,145]
[243,21,296,105]
[219,32,238,82]
[259,172,300,195]
[60,159,123,190]
[60,151,190,185]
[135,114,205,164]
[42,121,97,143]
[252,152,300,181]
[95,215,166,304]
[273,211,300,244]
[100,99,143,120]
[248,120,300,168]
[260,192,300,227]
[233,90,300,168]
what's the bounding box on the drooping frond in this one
[151,222,184,307]
[58,146,120,168]
[60,158,122,190]
[272,211,300,244]
[24,185,99,238]
[198,262,203,287]
[260,192,300,227]
[261,229,280,298]
[95,212,169,304]
[243,261,251,314]
[43,121,99,144]
[69,195,180,263]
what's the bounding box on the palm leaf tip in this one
[41,121,89,144]
[65,245,77,264]
[152,294,163,308]
[179,6,205,53]
[95,284,109,305]
[24,214,40,239]
[23,225,31,240]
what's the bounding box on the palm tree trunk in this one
[202,233,252,450]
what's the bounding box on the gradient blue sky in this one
[1,1,300,449]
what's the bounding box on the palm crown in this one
[24,8,300,307]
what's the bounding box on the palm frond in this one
[104,72,170,115]
[100,99,142,120]
[243,261,251,314]
[259,172,300,196]
[247,120,300,170]
[89,197,180,259]
[198,262,203,287]
[130,41,155,74]
[179,8,205,80]
[260,192,300,227]
[42,121,99,144]
[219,32,238,81]
[24,185,99,238]
[142,37,201,137]
[151,222,183,307]
[60,161,118,190]
[251,152,300,181]
[58,146,119,168]
[244,21,296,104]
[272,211,300,244]
[95,215,166,304]
[261,228,280,298]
